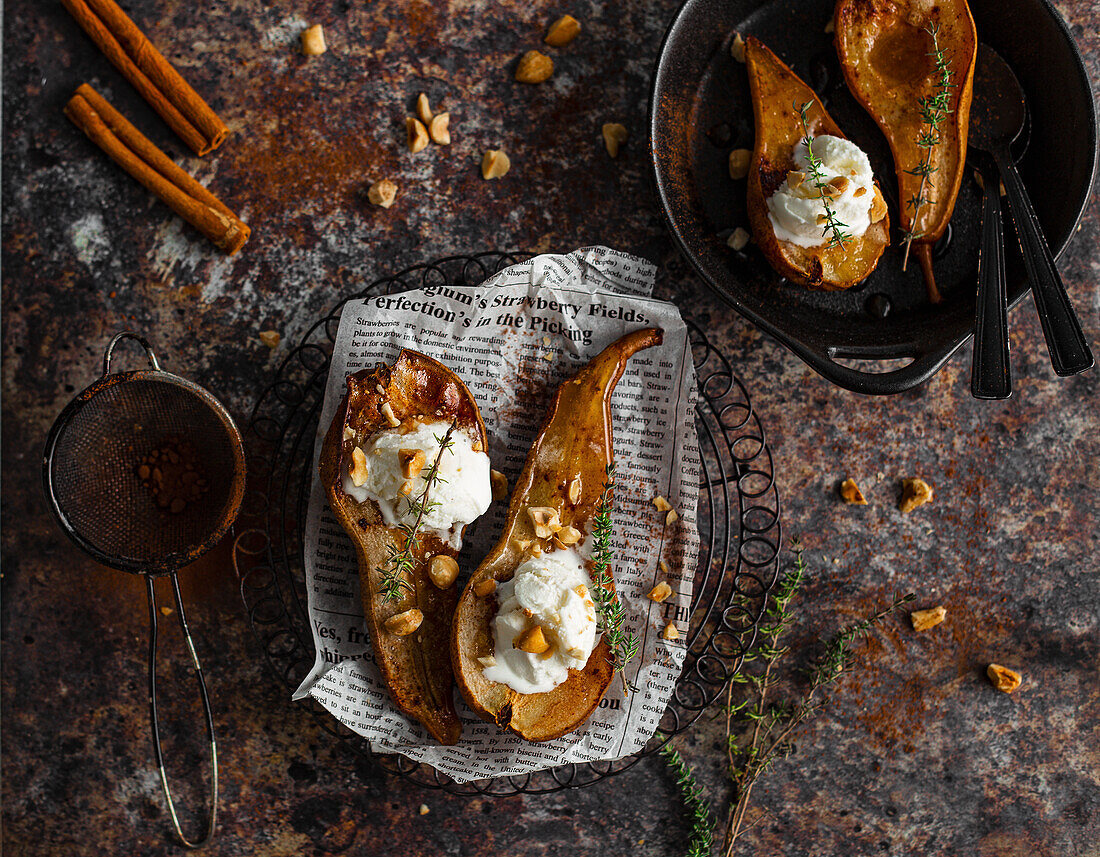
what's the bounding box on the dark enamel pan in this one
[650,0,1097,394]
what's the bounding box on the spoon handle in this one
[993,150,1094,376]
[972,171,1011,399]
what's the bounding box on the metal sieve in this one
[43,331,246,848]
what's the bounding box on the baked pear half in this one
[319,350,491,745]
[834,0,977,301]
[452,328,663,742]
[745,36,890,290]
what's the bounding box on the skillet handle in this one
[782,337,959,396]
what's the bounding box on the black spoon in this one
[968,45,1094,380]
[968,148,1011,399]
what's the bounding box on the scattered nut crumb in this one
[515,50,554,83]
[406,117,429,154]
[910,605,946,631]
[384,608,423,636]
[840,478,868,505]
[416,92,432,125]
[556,525,582,546]
[301,24,326,56]
[428,554,460,589]
[987,663,1022,693]
[870,186,888,222]
[727,227,750,251]
[568,476,582,505]
[515,624,550,654]
[477,655,497,668]
[899,477,933,513]
[490,469,508,502]
[473,578,497,597]
[259,330,281,349]
[159,606,173,616]
[367,178,398,208]
[652,495,672,512]
[481,149,511,179]
[666,509,679,526]
[659,559,669,574]
[647,581,673,603]
[602,122,628,158]
[730,32,746,63]
[428,112,451,145]
[661,622,680,641]
[545,14,581,47]
[728,148,751,179]
[419,804,430,816]
[349,447,369,487]
[380,401,401,427]
[398,479,413,496]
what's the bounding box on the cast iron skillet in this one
[650,0,1097,394]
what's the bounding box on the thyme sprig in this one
[589,463,640,692]
[719,543,915,852]
[901,23,955,269]
[796,100,851,250]
[660,740,714,857]
[376,422,457,601]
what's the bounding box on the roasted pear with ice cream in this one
[452,328,663,742]
[745,36,889,290]
[319,351,492,745]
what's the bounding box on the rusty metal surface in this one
[2,0,1098,854]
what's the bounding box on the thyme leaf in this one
[795,100,852,250]
[660,739,714,857]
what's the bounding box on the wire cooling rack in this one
[236,252,781,795]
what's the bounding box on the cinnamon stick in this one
[65,84,249,255]
[60,0,228,156]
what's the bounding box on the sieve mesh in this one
[47,373,244,572]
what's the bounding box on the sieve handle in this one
[146,573,219,849]
[104,331,162,376]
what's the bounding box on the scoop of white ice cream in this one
[481,549,598,695]
[766,134,876,248]
[342,420,490,548]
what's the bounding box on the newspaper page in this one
[296,247,701,783]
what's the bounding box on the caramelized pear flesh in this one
[834,0,977,298]
[745,36,890,290]
[319,350,489,745]
[452,328,663,742]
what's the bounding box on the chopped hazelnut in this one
[647,581,673,603]
[301,24,326,56]
[652,495,672,512]
[384,608,423,636]
[380,401,401,427]
[899,477,933,513]
[490,469,509,502]
[526,506,561,539]
[515,625,550,654]
[659,559,670,574]
[481,149,511,180]
[349,447,369,487]
[515,50,554,84]
[416,92,432,125]
[556,525,582,546]
[368,178,398,208]
[406,117,429,154]
[398,480,413,497]
[419,804,430,816]
[787,170,806,192]
[730,32,746,63]
[428,555,459,589]
[829,175,850,194]
[399,448,426,479]
[870,186,888,223]
[666,509,680,526]
[568,476,582,505]
[853,186,867,198]
[259,330,281,349]
[661,622,680,641]
[728,148,751,180]
[910,605,946,631]
[473,578,497,597]
[545,14,581,47]
[477,655,497,668]
[573,584,589,599]
[428,112,451,145]
[727,228,751,251]
[513,538,533,553]
[840,478,868,505]
[602,123,628,159]
[987,663,1022,693]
